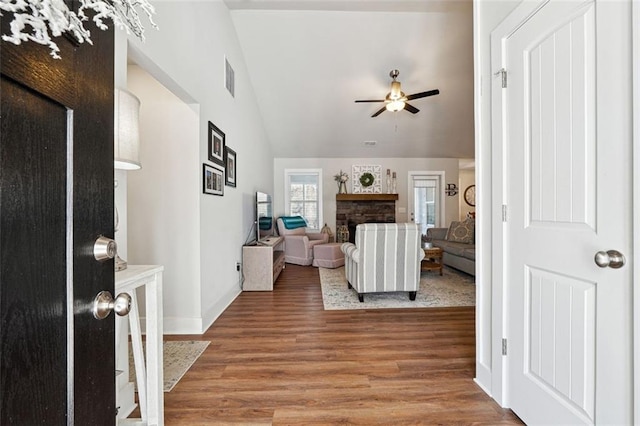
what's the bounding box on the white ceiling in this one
[226,0,474,159]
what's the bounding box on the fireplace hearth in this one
[336,194,398,243]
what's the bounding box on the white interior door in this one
[502,0,633,424]
[408,172,444,234]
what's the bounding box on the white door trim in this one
[632,0,640,420]
[489,1,547,407]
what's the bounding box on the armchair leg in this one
[348,282,352,289]
[409,291,417,301]
[358,293,364,303]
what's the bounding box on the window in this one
[284,169,323,231]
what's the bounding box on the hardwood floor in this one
[163,264,523,425]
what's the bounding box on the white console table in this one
[242,236,285,291]
[115,265,164,426]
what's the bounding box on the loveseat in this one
[426,219,475,276]
[341,223,425,302]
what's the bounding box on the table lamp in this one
[114,89,141,271]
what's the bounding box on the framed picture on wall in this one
[224,146,236,187]
[203,163,224,196]
[208,121,225,165]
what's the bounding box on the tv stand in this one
[242,236,285,291]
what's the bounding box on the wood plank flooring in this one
[163,264,523,425]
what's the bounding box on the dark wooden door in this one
[1,14,116,425]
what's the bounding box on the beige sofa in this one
[426,220,475,276]
[341,223,425,302]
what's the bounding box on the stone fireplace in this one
[335,194,398,243]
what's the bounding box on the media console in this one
[242,236,285,291]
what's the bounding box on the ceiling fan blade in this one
[405,89,440,101]
[404,103,420,114]
[371,106,387,117]
[355,99,385,103]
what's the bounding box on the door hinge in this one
[502,205,508,222]
[502,338,508,356]
[494,68,507,88]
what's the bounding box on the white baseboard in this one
[138,285,242,335]
[201,285,242,333]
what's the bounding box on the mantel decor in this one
[352,165,382,194]
[0,0,157,59]
[334,170,349,194]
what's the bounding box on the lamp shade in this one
[114,89,141,170]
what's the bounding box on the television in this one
[256,191,275,242]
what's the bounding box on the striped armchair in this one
[341,223,425,302]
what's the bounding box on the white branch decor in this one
[0,0,157,59]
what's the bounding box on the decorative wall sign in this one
[445,183,459,196]
[352,165,382,194]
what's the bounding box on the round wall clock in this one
[464,185,476,207]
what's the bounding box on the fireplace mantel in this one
[336,194,398,201]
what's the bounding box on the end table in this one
[422,247,443,276]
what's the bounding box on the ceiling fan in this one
[355,69,439,118]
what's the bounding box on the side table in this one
[115,265,164,425]
[422,247,443,276]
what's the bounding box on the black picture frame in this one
[208,121,225,166]
[203,163,224,196]
[224,146,236,187]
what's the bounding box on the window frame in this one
[283,168,323,232]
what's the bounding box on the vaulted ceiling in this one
[225,0,474,159]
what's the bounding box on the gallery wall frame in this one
[208,121,225,166]
[203,163,224,196]
[225,146,236,187]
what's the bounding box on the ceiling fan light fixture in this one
[390,81,402,98]
[386,100,405,112]
[355,69,439,118]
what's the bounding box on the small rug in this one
[129,340,210,392]
[319,266,475,310]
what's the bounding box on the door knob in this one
[94,236,117,261]
[594,250,626,269]
[92,291,131,319]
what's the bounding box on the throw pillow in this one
[446,220,475,244]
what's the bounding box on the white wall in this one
[127,65,201,329]
[116,1,274,334]
[274,158,461,231]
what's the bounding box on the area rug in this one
[319,266,475,310]
[129,340,210,392]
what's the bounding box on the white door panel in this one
[502,0,632,424]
